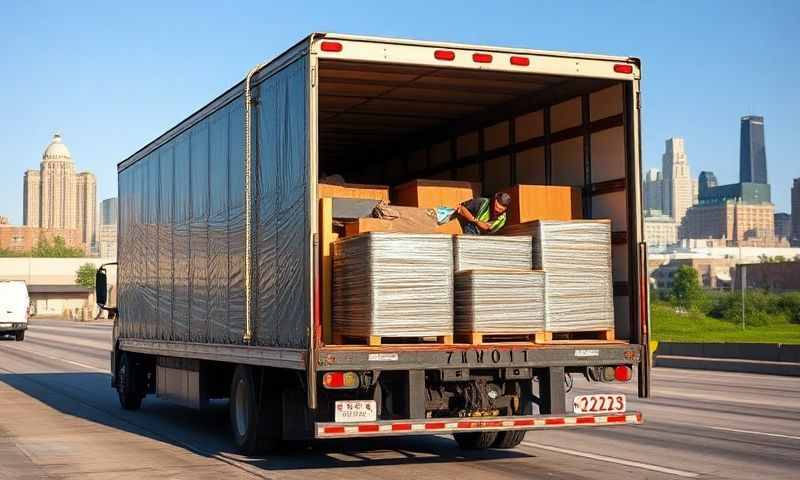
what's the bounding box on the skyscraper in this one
[23,133,97,251]
[793,178,800,244]
[661,137,693,224]
[740,115,767,184]
[643,168,663,213]
[100,197,118,225]
[698,171,718,199]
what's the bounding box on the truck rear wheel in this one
[229,365,281,454]
[117,352,143,410]
[491,430,526,449]
[453,431,499,450]
[15,330,24,341]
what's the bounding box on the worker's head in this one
[492,192,512,216]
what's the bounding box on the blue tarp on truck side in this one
[117,55,310,349]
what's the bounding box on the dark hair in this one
[494,192,512,208]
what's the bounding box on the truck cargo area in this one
[316,57,638,346]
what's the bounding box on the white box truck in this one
[97,33,650,453]
[0,280,29,341]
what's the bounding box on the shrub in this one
[670,265,705,310]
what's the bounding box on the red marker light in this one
[472,53,492,63]
[320,41,343,52]
[614,64,633,74]
[434,50,456,61]
[510,56,530,66]
[614,365,632,382]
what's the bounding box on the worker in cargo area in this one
[455,192,511,235]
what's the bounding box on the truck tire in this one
[117,352,143,410]
[229,365,281,454]
[453,431,499,450]
[15,331,24,341]
[491,430,526,449]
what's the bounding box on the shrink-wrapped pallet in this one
[454,270,546,334]
[502,220,613,332]
[453,235,532,272]
[332,233,454,339]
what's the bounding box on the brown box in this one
[345,216,462,237]
[500,185,582,225]
[318,182,389,202]
[392,179,481,208]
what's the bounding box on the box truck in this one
[97,33,650,453]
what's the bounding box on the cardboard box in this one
[318,182,389,202]
[392,179,481,208]
[344,217,462,237]
[500,185,582,225]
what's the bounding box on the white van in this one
[0,281,29,341]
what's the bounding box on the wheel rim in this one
[234,377,250,436]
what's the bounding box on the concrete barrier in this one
[654,342,800,376]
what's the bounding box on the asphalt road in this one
[0,320,798,479]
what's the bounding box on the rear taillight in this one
[434,50,456,61]
[472,53,492,63]
[320,41,343,52]
[323,371,359,389]
[614,64,633,74]
[602,366,616,382]
[510,56,530,66]
[615,365,633,382]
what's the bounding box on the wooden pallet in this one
[536,328,617,344]
[333,334,453,346]
[456,332,547,344]
[457,329,616,345]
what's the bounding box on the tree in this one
[671,265,704,310]
[75,263,97,289]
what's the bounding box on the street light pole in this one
[741,264,746,330]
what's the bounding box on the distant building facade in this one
[793,178,800,245]
[0,225,82,254]
[644,215,679,246]
[740,115,767,184]
[774,213,792,241]
[643,169,663,213]
[98,197,117,258]
[661,137,693,224]
[735,261,800,292]
[650,257,735,290]
[23,133,96,252]
[100,197,118,226]
[682,201,776,246]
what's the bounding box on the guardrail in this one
[653,342,800,376]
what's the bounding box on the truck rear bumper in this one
[315,411,642,439]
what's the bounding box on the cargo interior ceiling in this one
[317,59,636,339]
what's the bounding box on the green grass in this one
[650,302,800,344]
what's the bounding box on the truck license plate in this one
[573,394,626,414]
[334,400,377,423]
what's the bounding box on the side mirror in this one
[96,268,108,306]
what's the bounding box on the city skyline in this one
[1,2,798,223]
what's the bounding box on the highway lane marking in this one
[520,441,700,478]
[4,344,108,373]
[706,426,800,441]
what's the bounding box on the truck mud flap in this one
[316,411,642,438]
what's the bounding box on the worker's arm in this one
[456,205,492,231]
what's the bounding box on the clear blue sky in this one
[1,1,798,224]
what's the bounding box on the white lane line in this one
[706,426,800,441]
[5,344,108,373]
[520,441,699,478]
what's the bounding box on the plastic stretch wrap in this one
[116,54,309,348]
[453,235,532,272]
[454,270,546,334]
[333,233,454,338]
[503,220,613,332]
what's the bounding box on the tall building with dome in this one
[23,133,97,251]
